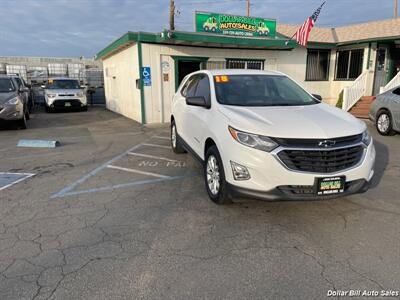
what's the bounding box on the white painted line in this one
[153,136,170,140]
[142,143,171,149]
[107,165,171,179]
[128,152,182,163]
[0,173,35,191]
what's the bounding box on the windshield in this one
[0,78,15,93]
[214,75,319,106]
[46,79,80,90]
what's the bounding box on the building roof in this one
[96,30,296,60]
[277,18,400,45]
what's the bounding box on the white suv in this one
[171,70,375,204]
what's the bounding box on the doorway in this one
[373,46,388,95]
[172,56,209,90]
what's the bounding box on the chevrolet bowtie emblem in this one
[318,140,336,147]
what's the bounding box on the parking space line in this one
[142,143,171,149]
[153,136,170,140]
[107,165,171,179]
[128,152,182,163]
[55,176,188,198]
[51,142,145,198]
[0,172,35,191]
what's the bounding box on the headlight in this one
[76,92,84,97]
[6,97,20,105]
[47,94,57,98]
[228,126,278,152]
[362,130,372,146]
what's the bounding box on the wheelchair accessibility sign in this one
[142,67,151,86]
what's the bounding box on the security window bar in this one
[226,59,264,70]
[335,49,364,80]
[305,49,330,81]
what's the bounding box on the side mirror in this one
[186,96,210,108]
[40,85,46,89]
[312,94,322,101]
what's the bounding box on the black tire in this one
[81,105,88,112]
[376,110,396,136]
[171,120,186,154]
[204,145,231,204]
[17,114,27,130]
[45,105,52,113]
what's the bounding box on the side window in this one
[195,74,211,105]
[181,75,198,98]
[392,88,400,96]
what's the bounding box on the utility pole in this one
[246,0,250,16]
[169,0,175,31]
[395,0,398,18]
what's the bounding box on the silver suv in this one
[41,78,87,112]
[0,75,30,129]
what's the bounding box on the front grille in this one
[53,99,82,107]
[272,134,362,148]
[277,145,364,173]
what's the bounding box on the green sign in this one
[195,11,276,38]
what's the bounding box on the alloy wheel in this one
[206,155,220,195]
[377,113,390,133]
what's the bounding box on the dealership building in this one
[96,14,400,124]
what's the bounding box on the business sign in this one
[195,11,276,38]
[141,67,151,86]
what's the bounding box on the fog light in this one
[231,161,250,180]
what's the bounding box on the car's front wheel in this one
[204,145,231,204]
[17,114,27,130]
[171,121,185,153]
[376,110,396,136]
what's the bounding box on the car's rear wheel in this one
[376,110,395,136]
[204,145,231,204]
[171,120,185,153]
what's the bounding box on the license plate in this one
[65,102,71,107]
[316,176,345,195]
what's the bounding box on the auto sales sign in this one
[195,11,276,38]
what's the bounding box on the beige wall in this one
[102,44,141,122]
[102,41,375,123]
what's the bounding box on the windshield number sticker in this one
[214,75,229,83]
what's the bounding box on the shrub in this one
[336,90,344,109]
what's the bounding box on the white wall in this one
[103,42,374,123]
[102,44,142,122]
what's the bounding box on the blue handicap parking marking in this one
[0,173,35,191]
[142,67,151,86]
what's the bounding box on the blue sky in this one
[0,0,396,58]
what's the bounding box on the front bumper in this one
[220,136,376,200]
[45,96,87,108]
[228,179,370,201]
[0,102,24,121]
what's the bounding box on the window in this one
[0,78,15,93]
[14,77,23,88]
[46,79,80,89]
[214,75,318,107]
[306,49,330,81]
[393,88,400,96]
[195,74,211,104]
[335,49,364,80]
[226,59,264,70]
[181,75,199,97]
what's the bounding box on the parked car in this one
[41,78,87,112]
[369,87,400,135]
[171,70,375,204]
[9,74,33,113]
[0,75,30,129]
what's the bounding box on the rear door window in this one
[194,74,211,105]
[181,75,199,98]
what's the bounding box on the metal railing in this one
[342,71,368,111]
[380,71,400,94]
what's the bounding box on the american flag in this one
[294,2,325,46]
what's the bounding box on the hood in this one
[44,89,82,95]
[218,103,366,139]
[0,92,17,105]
